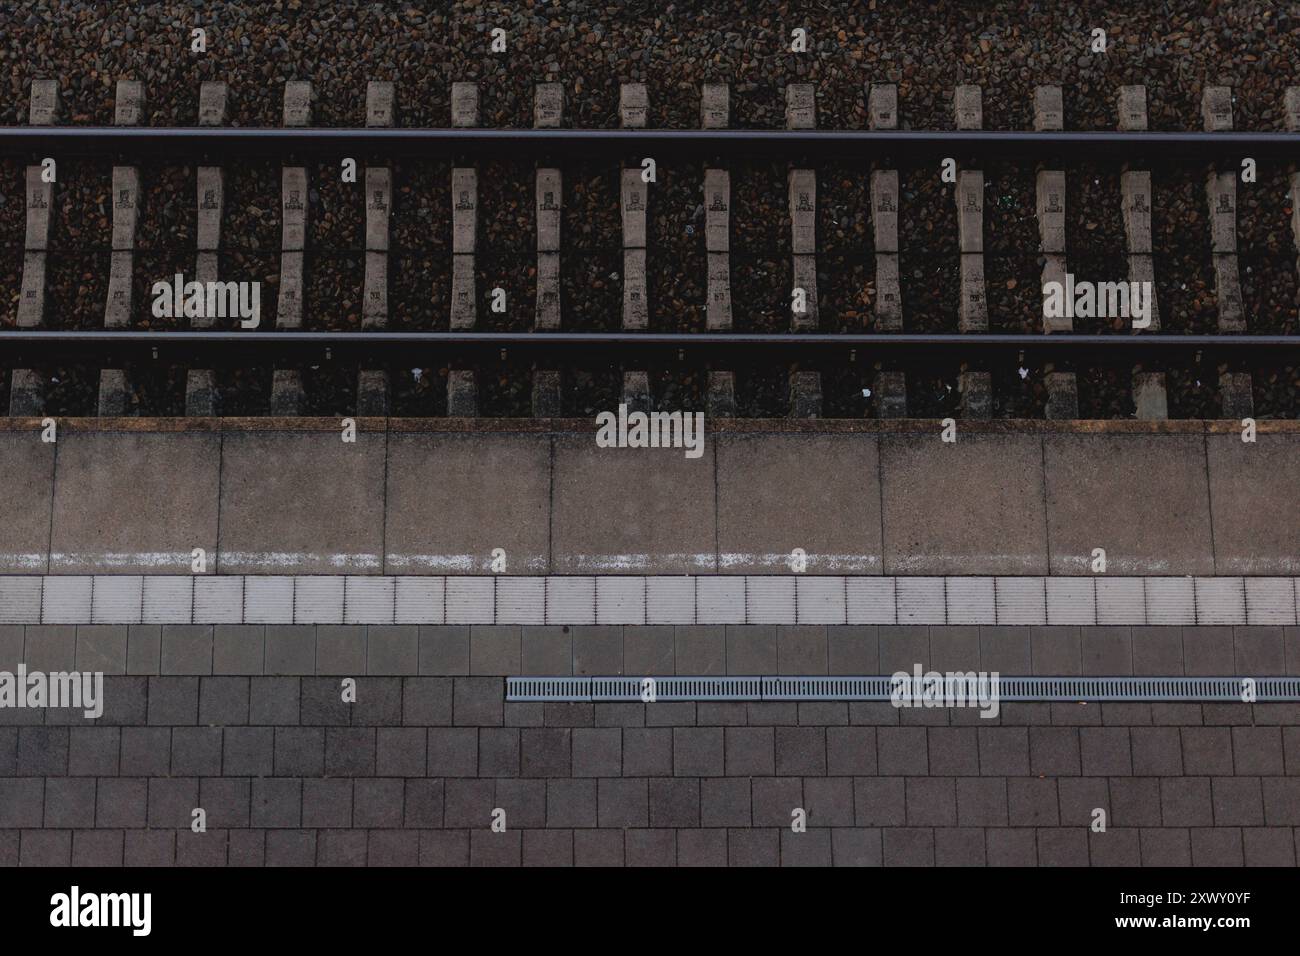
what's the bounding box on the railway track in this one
[2,78,1299,420]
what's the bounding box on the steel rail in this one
[1,126,1297,159]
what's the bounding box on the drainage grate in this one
[506,675,1300,703]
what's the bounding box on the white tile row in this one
[0,575,1297,627]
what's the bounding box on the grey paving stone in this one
[677,828,726,866]
[1057,777,1110,826]
[224,726,274,776]
[593,703,645,728]
[1180,727,1233,775]
[366,625,420,675]
[1030,626,1082,675]
[315,625,366,675]
[623,626,674,676]
[227,829,266,867]
[878,726,928,775]
[0,829,16,865]
[1201,703,1252,726]
[999,702,1050,726]
[775,726,826,775]
[849,702,899,726]
[1131,627,1184,675]
[1212,777,1264,826]
[1261,778,1300,825]
[1130,726,1184,776]
[929,626,981,671]
[1285,727,1300,775]
[1232,726,1284,774]
[116,728,169,780]
[880,626,930,673]
[523,829,573,867]
[625,828,676,867]
[76,626,127,674]
[1242,827,1296,866]
[198,778,251,829]
[546,779,597,828]
[212,626,264,675]
[21,830,72,866]
[520,626,572,676]
[751,777,802,827]
[572,727,621,777]
[493,778,544,828]
[404,779,445,828]
[698,702,748,726]
[645,701,694,726]
[419,829,469,867]
[1049,701,1102,726]
[24,626,76,671]
[955,777,1008,826]
[1089,828,1141,866]
[725,625,777,674]
[1234,627,1286,675]
[148,777,198,828]
[1152,703,1203,726]
[574,829,623,867]
[69,727,120,776]
[17,727,67,775]
[777,626,828,674]
[1183,626,1235,675]
[43,778,96,829]
[572,626,623,675]
[1079,727,1132,776]
[505,702,546,727]
[898,706,948,727]
[419,626,470,675]
[454,677,503,726]
[479,727,520,777]
[906,777,958,826]
[325,727,375,776]
[467,625,519,675]
[71,829,124,867]
[701,777,750,827]
[854,776,906,826]
[199,677,249,726]
[301,778,352,828]
[353,778,405,828]
[882,827,935,866]
[674,727,724,776]
[264,626,315,675]
[170,727,222,775]
[598,778,648,827]
[1081,627,1133,675]
[375,727,425,776]
[0,729,13,776]
[798,701,848,726]
[97,676,148,726]
[1140,828,1191,865]
[675,626,726,675]
[473,832,522,868]
[1037,828,1089,866]
[147,676,199,725]
[402,677,453,726]
[828,626,878,674]
[1107,777,1159,827]
[520,727,569,778]
[1162,777,1213,827]
[1007,777,1059,826]
[986,828,1037,866]
[1101,702,1151,725]
[1026,727,1078,776]
[781,827,832,866]
[95,777,146,827]
[0,626,23,672]
[649,778,699,827]
[161,625,213,675]
[1190,827,1243,867]
[804,776,854,826]
[728,828,778,867]
[351,677,402,726]
[725,727,775,776]
[826,727,876,775]
[318,830,367,866]
[275,727,324,776]
[252,676,302,725]
[251,777,302,827]
[831,828,882,866]
[935,827,987,866]
[266,830,317,867]
[545,702,596,727]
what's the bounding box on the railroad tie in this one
[1118,85,1168,420]
[97,79,145,416]
[622,370,651,415]
[1034,84,1074,420]
[187,80,229,416]
[358,80,395,416]
[787,83,818,331]
[450,81,478,331]
[271,80,312,415]
[869,82,902,331]
[955,84,987,333]
[620,82,649,330]
[534,82,562,331]
[702,82,732,330]
[707,370,736,418]
[11,79,58,415]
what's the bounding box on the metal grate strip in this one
[507,675,1300,703]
